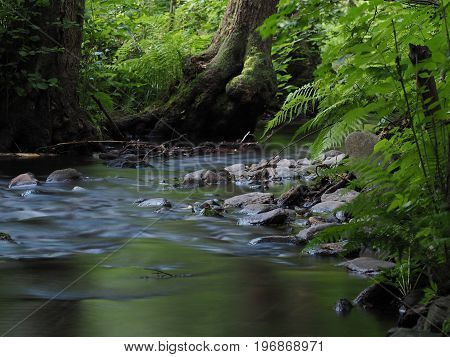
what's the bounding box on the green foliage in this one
[267,0,450,293]
[0,0,61,97]
[421,280,439,304]
[81,0,226,119]
[259,0,344,96]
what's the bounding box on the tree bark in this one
[0,0,95,152]
[119,0,278,143]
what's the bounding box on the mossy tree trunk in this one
[120,0,278,142]
[0,0,94,152]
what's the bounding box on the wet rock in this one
[135,198,172,208]
[322,150,344,159]
[296,223,340,242]
[240,203,277,215]
[293,218,309,227]
[46,168,83,183]
[0,232,15,243]
[276,159,297,168]
[297,158,312,166]
[193,200,224,217]
[249,235,298,245]
[199,207,223,217]
[308,216,326,225]
[183,169,207,186]
[277,184,306,207]
[339,257,395,275]
[261,167,277,180]
[353,283,400,311]
[8,173,38,188]
[224,163,247,179]
[275,166,303,179]
[398,305,427,328]
[321,188,359,203]
[72,186,87,192]
[345,131,379,158]
[310,201,345,214]
[417,295,450,333]
[224,192,274,208]
[305,241,348,256]
[21,190,37,197]
[387,327,442,337]
[335,211,348,222]
[335,298,353,315]
[322,154,346,166]
[183,169,230,185]
[238,208,293,226]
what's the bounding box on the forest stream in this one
[0,150,396,337]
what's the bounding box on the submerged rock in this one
[135,198,172,208]
[305,241,348,256]
[345,131,379,158]
[339,257,395,275]
[224,192,274,208]
[72,186,87,192]
[46,168,83,183]
[310,201,345,214]
[296,223,340,242]
[321,188,359,203]
[238,208,293,226]
[249,235,298,245]
[192,200,224,217]
[353,283,400,311]
[335,298,353,315]
[0,232,15,243]
[8,173,38,188]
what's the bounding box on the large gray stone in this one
[321,188,359,203]
[345,131,379,158]
[224,192,274,208]
[46,168,83,183]
[183,169,207,185]
[135,198,172,208]
[310,201,345,214]
[240,204,277,215]
[238,208,293,226]
[276,159,297,168]
[339,257,395,275]
[296,223,340,242]
[224,164,247,178]
[8,173,38,188]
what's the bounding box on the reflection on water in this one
[0,154,394,336]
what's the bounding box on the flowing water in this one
[0,152,395,336]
